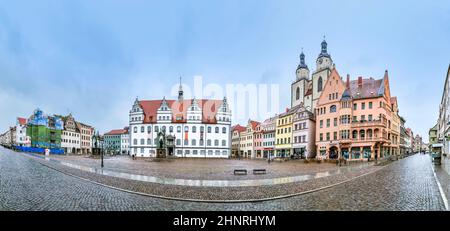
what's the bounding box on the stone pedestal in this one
[156,148,166,158]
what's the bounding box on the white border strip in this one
[431,166,449,211]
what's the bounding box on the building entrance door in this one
[329,146,339,159]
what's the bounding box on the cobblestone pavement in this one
[0,147,445,210]
[48,154,359,180]
[26,150,382,200]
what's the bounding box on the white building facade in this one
[129,84,232,158]
[292,106,316,158]
[15,117,30,147]
[60,114,81,154]
[121,128,130,155]
[261,116,277,158]
[437,65,450,175]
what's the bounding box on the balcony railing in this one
[344,136,390,142]
[351,119,387,127]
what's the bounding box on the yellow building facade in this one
[275,109,294,157]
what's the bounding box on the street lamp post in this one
[100,133,104,168]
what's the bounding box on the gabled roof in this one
[232,124,246,133]
[430,123,438,131]
[348,77,383,99]
[139,99,224,124]
[17,117,27,126]
[305,82,313,96]
[104,129,128,136]
[249,120,260,130]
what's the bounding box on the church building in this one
[291,39,334,112]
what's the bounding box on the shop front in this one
[293,147,306,159]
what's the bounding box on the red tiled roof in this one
[305,82,313,96]
[348,77,383,99]
[17,117,27,125]
[249,120,260,130]
[104,129,128,136]
[232,124,246,133]
[139,99,223,124]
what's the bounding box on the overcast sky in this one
[1,0,449,140]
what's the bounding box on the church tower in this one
[312,37,333,110]
[291,49,310,108]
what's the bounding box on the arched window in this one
[222,127,226,134]
[133,139,137,145]
[352,130,358,139]
[147,138,151,145]
[215,127,219,133]
[330,105,337,113]
[318,77,323,92]
[140,139,145,145]
[296,87,300,100]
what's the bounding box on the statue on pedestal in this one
[156,131,167,158]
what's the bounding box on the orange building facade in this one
[315,68,400,160]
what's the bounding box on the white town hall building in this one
[129,82,232,158]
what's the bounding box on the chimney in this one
[358,76,363,87]
[346,74,350,89]
[286,108,289,113]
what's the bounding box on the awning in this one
[432,143,444,148]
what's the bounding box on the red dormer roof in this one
[138,99,224,124]
[18,117,27,125]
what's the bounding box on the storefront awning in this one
[432,143,444,148]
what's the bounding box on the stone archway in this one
[329,146,339,159]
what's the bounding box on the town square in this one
[1,0,450,214]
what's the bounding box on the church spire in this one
[297,48,309,70]
[178,76,184,101]
[318,36,331,59]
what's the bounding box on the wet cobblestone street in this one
[0,147,446,211]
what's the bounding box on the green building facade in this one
[26,109,63,149]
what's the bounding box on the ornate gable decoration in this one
[131,97,142,113]
[159,97,171,111]
[189,98,200,111]
[217,97,229,113]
